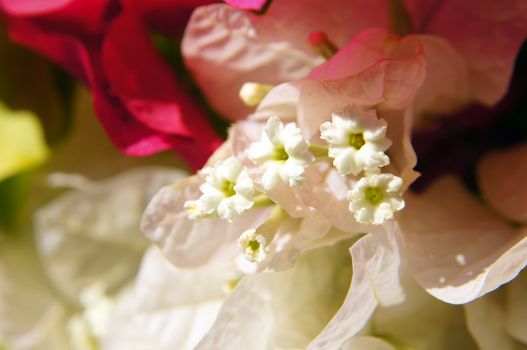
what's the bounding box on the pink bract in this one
[0,0,222,169]
[223,0,268,11]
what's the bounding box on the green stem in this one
[309,144,329,158]
[253,194,275,207]
[389,0,413,36]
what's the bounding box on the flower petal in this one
[182,4,320,120]
[3,3,222,169]
[412,35,471,119]
[263,211,333,271]
[404,0,527,105]
[309,224,405,349]
[35,167,184,304]
[307,28,426,110]
[400,177,527,304]
[182,1,392,120]
[477,143,527,224]
[505,271,527,344]
[465,288,521,350]
[0,237,69,349]
[223,0,268,11]
[102,246,236,350]
[0,0,73,15]
[196,241,354,350]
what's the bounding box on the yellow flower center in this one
[349,132,365,150]
[248,239,261,252]
[365,186,384,204]
[222,180,237,197]
[274,146,289,161]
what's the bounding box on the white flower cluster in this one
[319,107,405,225]
[243,109,405,226]
[185,108,406,263]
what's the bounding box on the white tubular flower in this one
[347,173,405,225]
[320,108,391,176]
[238,229,269,263]
[185,157,255,221]
[248,116,314,190]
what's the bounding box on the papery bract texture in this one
[102,246,238,350]
[196,240,354,350]
[182,2,391,120]
[35,167,184,303]
[464,269,527,349]
[400,177,527,304]
[185,0,527,125]
[0,237,70,349]
[0,167,185,349]
[404,0,527,106]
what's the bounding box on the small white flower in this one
[248,116,314,190]
[184,157,255,221]
[320,108,391,176]
[347,173,405,225]
[238,229,269,263]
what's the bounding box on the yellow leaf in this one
[0,103,49,180]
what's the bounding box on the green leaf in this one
[0,173,30,234]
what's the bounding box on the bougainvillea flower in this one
[142,29,425,273]
[182,1,391,120]
[196,240,354,349]
[183,0,527,122]
[0,0,222,169]
[196,228,484,350]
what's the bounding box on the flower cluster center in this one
[248,239,261,252]
[274,146,289,161]
[348,132,365,150]
[222,180,237,197]
[365,186,384,204]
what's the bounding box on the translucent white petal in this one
[101,247,237,350]
[35,168,184,303]
[196,241,354,350]
[399,177,527,304]
[142,176,271,268]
